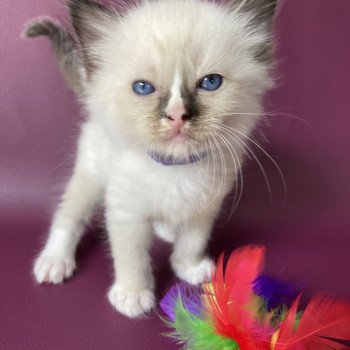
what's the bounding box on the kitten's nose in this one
[165,103,189,132]
[166,114,189,122]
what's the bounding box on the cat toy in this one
[160,246,350,350]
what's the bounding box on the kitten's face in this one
[73,0,277,159]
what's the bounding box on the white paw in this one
[173,257,215,285]
[33,253,76,284]
[107,284,155,318]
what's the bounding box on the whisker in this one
[207,109,308,124]
[210,130,244,220]
[228,126,287,201]
[216,124,287,203]
[202,138,212,179]
[210,132,227,202]
[206,135,217,196]
[213,124,274,203]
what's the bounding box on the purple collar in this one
[148,151,207,166]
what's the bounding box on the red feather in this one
[275,293,350,350]
[206,245,272,350]
[275,295,302,349]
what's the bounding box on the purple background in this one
[1,0,350,349]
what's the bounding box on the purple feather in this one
[253,275,299,309]
[160,283,203,321]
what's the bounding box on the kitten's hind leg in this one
[171,216,215,285]
[34,172,102,284]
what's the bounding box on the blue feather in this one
[253,275,299,309]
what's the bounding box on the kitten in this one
[25,0,278,318]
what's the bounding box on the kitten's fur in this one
[26,0,278,318]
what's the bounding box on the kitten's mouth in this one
[165,126,194,144]
[149,130,206,166]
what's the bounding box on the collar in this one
[148,151,207,166]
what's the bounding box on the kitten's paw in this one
[107,284,155,318]
[33,253,76,284]
[173,257,215,285]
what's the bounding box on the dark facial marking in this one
[157,93,170,120]
[180,85,202,122]
[155,83,203,125]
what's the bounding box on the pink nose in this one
[166,103,189,133]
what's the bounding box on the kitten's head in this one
[70,0,278,159]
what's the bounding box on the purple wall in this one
[1,1,350,349]
[1,1,78,217]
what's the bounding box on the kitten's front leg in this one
[106,208,155,318]
[34,172,102,284]
[171,215,216,285]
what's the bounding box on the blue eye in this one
[132,81,156,96]
[198,74,223,91]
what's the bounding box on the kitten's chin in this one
[170,133,189,145]
[148,131,204,160]
[167,134,193,154]
[162,137,203,160]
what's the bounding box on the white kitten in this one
[26,0,277,318]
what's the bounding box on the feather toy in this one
[160,245,350,350]
[274,293,350,350]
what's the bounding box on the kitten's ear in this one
[229,0,279,28]
[230,0,279,63]
[67,0,117,74]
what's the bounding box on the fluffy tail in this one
[24,18,85,95]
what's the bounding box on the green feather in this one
[276,306,303,332]
[166,300,240,350]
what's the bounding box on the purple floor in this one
[1,0,350,349]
